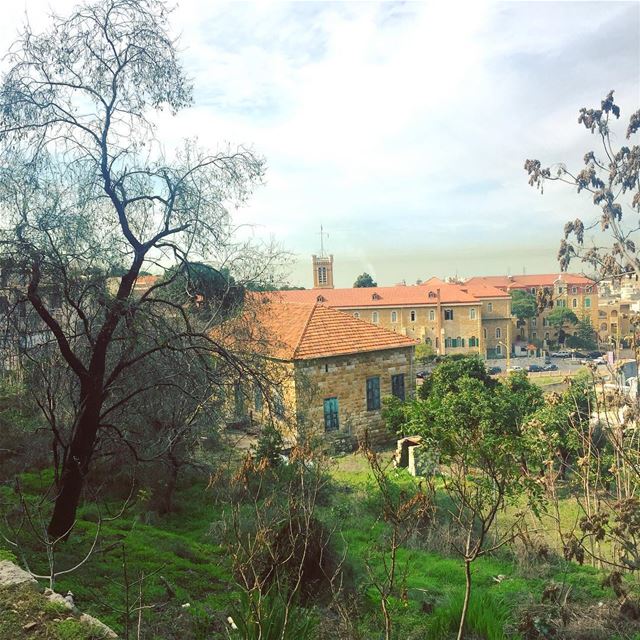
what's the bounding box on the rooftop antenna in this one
[319,225,329,257]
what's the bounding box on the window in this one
[586,286,592,293]
[353,312,360,319]
[469,308,476,320]
[572,286,577,294]
[496,345,502,355]
[545,332,550,340]
[558,286,564,294]
[323,397,339,431]
[572,298,577,308]
[318,266,327,285]
[532,332,537,338]
[585,298,591,308]
[410,310,416,322]
[366,377,381,411]
[600,323,607,331]
[391,311,398,323]
[372,311,379,323]
[425,337,432,345]
[254,385,263,412]
[445,337,453,348]
[444,309,454,320]
[391,374,405,401]
[457,336,464,347]
[487,302,493,312]
[483,328,487,339]
[543,317,549,327]
[532,317,537,327]
[496,327,501,339]
[429,309,435,321]
[556,300,566,308]
[469,336,478,347]
[530,287,536,294]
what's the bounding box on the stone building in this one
[465,274,599,350]
[245,300,417,446]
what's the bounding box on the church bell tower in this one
[312,226,334,289]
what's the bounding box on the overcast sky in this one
[1,1,639,287]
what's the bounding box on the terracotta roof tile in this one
[269,281,505,307]
[466,274,597,290]
[253,301,417,361]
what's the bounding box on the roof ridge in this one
[291,302,318,359]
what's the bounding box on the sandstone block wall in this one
[294,346,415,446]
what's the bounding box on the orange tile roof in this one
[251,301,417,361]
[465,274,596,291]
[269,281,504,308]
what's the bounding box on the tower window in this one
[318,266,327,285]
[410,310,416,322]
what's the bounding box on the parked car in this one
[416,370,429,379]
[550,350,571,358]
[570,351,587,359]
[587,351,606,359]
[581,356,607,365]
[508,365,523,372]
[526,364,544,373]
[486,366,502,375]
[543,364,559,371]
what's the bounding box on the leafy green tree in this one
[410,373,543,639]
[566,316,598,351]
[547,308,579,345]
[419,354,495,400]
[353,272,377,288]
[511,290,537,321]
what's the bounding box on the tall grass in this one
[424,590,512,640]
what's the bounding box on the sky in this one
[1,1,639,287]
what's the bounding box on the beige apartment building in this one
[466,274,599,349]
[275,257,512,359]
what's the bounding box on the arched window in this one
[457,336,463,347]
[391,311,398,323]
[372,311,379,323]
[425,337,432,345]
[469,336,478,347]
[469,308,477,320]
[600,323,607,331]
[445,337,453,348]
[429,309,435,321]
[410,310,416,322]
[496,327,501,339]
[572,298,577,308]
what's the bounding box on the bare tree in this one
[0,0,277,538]
[524,90,640,279]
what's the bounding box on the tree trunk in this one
[457,559,472,640]
[47,391,102,539]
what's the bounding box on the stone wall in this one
[0,560,117,638]
[294,346,415,446]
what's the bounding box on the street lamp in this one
[496,340,511,370]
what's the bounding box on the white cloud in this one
[1,0,638,287]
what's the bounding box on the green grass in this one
[0,452,634,640]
